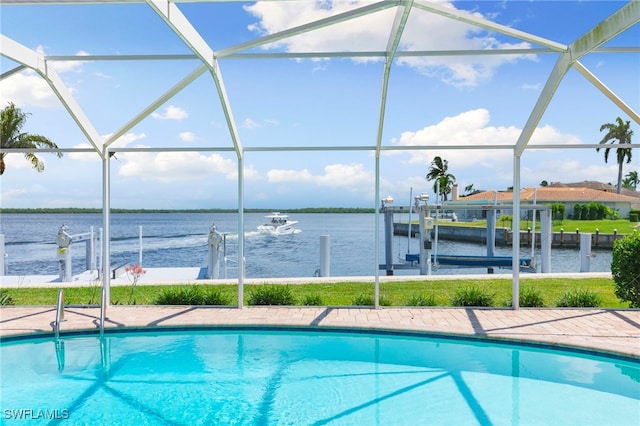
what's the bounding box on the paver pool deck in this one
[2,306,639,359]
[1,271,639,359]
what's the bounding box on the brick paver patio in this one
[1,306,638,358]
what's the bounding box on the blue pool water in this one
[1,328,639,425]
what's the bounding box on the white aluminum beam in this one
[102,148,112,308]
[374,1,413,308]
[570,0,640,61]
[104,64,207,147]
[148,0,245,292]
[514,53,572,156]
[39,46,637,61]
[147,0,244,158]
[375,0,413,158]
[374,155,381,309]
[208,66,244,159]
[0,64,27,79]
[215,1,400,58]
[414,0,567,52]
[147,0,215,67]
[515,1,639,156]
[0,35,104,157]
[573,61,640,125]
[511,153,521,310]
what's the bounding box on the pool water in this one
[1,328,639,425]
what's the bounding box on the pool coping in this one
[1,305,639,360]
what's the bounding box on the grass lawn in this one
[1,277,630,308]
[444,218,639,234]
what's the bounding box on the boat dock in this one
[394,223,626,249]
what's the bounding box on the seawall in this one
[393,223,625,249]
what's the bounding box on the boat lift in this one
[380,198,552,275]
[55,225,99,282]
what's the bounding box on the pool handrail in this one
[99,285,106,336]
[54,288,65,339]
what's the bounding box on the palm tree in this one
[464,183,475,194]
[0,102,62,175]
[597,117,633,194]
[624,170,638,190]
[426,156,456,201]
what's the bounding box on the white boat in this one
[257,212,299,235]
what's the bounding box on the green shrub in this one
[611,231,640,307]
[451,286,494,307]
[352,292,373,306]
[379,295,392,306]
[248,285,295,305]
[155,286,204,305]
[0,290,14,306]
[551,203,565,221]
[406,293,436,306]
[202,288,232,305]
[630,213,639,222]
[301,294,323,306]
[556,289,602,307]
[572,204,582,220]
[500,215,513,228]
[519,286,545,307]
[605,206,620,220]
[351,293,391,306]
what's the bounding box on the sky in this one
[0,0,639,210]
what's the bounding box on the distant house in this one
[547,181,640,199]
[451,185,640,220]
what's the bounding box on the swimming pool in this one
[1,328,639,425]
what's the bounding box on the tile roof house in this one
[451,184,640,220]
[548,181,640,199]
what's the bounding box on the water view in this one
[0,212,613,279]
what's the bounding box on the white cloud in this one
[93,72,112,80]
[386,108,588,192]
[0,46,90,108]
[151,105,188,120]
[179,132,198,142]
[0,153,44,172]
[263,118,280,126]
[68,132,146,161]
[522,83,541,90]
[392,108,582,169]
[35,46,89,74]
[266,163,374,191]
[267,169,314,182]
[529,125,582,146]
[118,151,236,182]
[67,143,102,161]
[225,163,260,181]
[0,187,28,202]
[242,118,261,129]
[244,0,536,87]
[0,71,60,108]
[397,10,536,87]
[316,163,374,189]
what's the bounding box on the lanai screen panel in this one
[0,1,638,210]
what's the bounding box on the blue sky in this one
[1,0,638,209]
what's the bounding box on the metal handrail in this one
[99,285,106,336]
[54,289,64,339]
